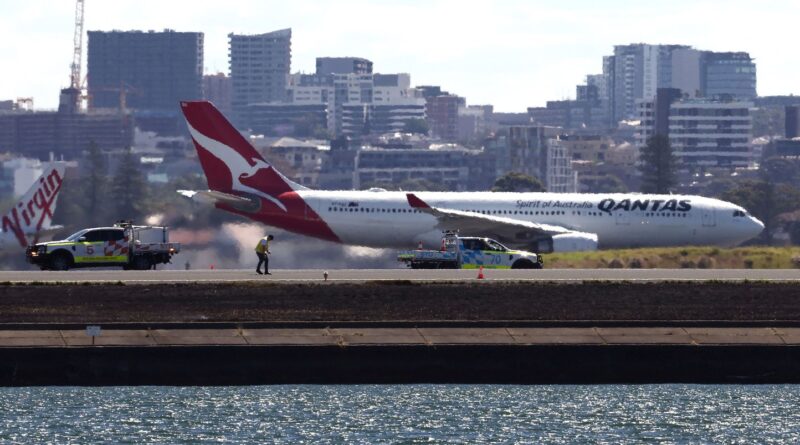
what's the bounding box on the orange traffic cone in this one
[477,266,485,279]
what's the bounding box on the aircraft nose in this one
[749,216,765,237]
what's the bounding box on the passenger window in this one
[487,240,506,251]
[109,230,125,241]
[475,240,493,250]
[83,230,106,242]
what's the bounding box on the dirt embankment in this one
[1,281,799,323]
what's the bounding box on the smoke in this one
[167,222,399,270]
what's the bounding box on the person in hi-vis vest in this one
[255,234,274,275]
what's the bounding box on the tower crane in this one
[58,0,85,113]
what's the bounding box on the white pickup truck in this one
[398,232,543,269]
[26,221,180,271]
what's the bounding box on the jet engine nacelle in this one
[534,232,599,253]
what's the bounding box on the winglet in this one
[406,193,430,209]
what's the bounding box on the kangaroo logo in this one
[187,123,288,212]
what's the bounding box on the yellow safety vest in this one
[255,238,270,254]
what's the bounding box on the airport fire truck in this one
[26,221,180,271]
[398,232,543,269]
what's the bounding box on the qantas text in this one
[597,198,692,214]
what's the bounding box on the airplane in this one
[0,164,65,249]
[178,100,764,253]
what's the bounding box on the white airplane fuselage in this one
[179,100,764,253]
[244,189,764,250]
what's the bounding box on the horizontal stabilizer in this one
[178,189,260,211]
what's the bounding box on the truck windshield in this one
[65,229,89,241]
[486,240,507,251]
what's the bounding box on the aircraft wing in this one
[406,193,598,251]
[178,189,260,212]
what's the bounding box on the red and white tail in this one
[180,101,305,197]
[1,163,66,248]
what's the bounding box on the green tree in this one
[592,174,628,193]
[402,118,429,135]
[761,157,798,185]
[111,147,148,222]
[85,140,109,226]
[491,172,545,192]
[721,180,800,244]
[639,135,677,194]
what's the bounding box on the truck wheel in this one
[49,252,72,271]
[512,259,535,269]
[132,256,151,271]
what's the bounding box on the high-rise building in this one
[701,52,757,99]
[284,72,425,138]
[546,138,578,193]
[316,57,373,75]
[609,44,691,123]
[229,29,292,124]
[87,30,203,111]
[426,95,461,140]
[0,110,133,160]
[203,73,233,115]
[669,99,753,168]
[604,44,758,125]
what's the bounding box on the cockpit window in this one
[733,210,746,217]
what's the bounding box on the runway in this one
[1,268,799,283]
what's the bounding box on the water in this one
[0,385,798,444]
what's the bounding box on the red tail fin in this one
[2,164,65,248]
[180,101,277,193]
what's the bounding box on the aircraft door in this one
[702,209,716,227]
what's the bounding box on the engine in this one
[533,232,599,253]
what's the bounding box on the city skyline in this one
[1,0,797,112]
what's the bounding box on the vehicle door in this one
[483,239,511,268]
[458,239,485,268]
[75,229,108,264]
[102,229,129,263]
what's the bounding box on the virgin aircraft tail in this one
[1,164,66,248]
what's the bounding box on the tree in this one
[721,180,800,244]
[761,156,798,185]
[85,141,109,226]
[638,134,677,194]
[402,118,429,135]
[592,174,628,193]
[491,172,545,192]
[111,147,148,221]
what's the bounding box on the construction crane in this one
[58,0,85,114]
[70,0,85,91]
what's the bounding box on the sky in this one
[0,0,797,112]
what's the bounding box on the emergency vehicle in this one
[26,221,180,271]
[398,232,543,269]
